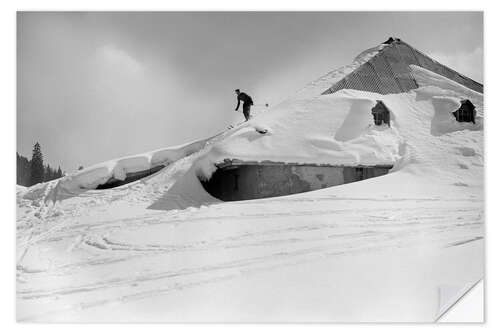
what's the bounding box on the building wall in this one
[201,164,392,201]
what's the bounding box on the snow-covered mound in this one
[20,136,212,204]
[58,137,208,190]
[16,41,483,322]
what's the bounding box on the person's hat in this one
[235,89,240,93]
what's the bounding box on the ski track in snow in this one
[17,188,483,321]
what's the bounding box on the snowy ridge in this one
[21,136,211,201]
[59,138,209,190]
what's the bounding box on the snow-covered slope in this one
[17,47,483,322]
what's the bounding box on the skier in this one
[234,89,253,121]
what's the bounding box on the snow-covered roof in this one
[18,39,483,201]
[321,38,483,95]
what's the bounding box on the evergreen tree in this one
[30,142,44,186]
[17,144,65,186]
[16,153,31,186]
[16,153,21,184]
[44,164,50,181]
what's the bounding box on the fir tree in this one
[44,164,51,181]
[18,145,65,186]
[30,142,44,186]
[16,153,31,186]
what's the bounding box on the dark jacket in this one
[235,92,253,110]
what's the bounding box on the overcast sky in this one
[17,12,483,172]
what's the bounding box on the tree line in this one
[17,142,64,187]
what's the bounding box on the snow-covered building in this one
[199,37,483,201]
[19,37,482,203]
[16,37,484,322]
[19,37,483,203]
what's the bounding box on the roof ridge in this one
[321,37,483,95]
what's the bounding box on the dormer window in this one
[453,99,476,124]
[371,100,391,127]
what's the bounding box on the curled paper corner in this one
[436,279,483,322]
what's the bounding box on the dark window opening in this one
[234,174,239,191]
[453,99,476,124]
[371,100,391,127]
[95,165,165,190]
[354,167,364,181]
